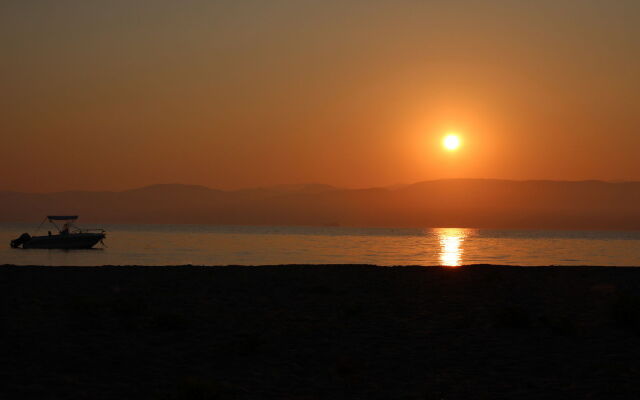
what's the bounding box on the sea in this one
[1,223,640,267]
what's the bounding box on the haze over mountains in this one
[1,179,640,230]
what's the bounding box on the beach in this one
[2,265,640,399]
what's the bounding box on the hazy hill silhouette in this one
[1,180,640,230]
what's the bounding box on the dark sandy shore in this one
[2,265,640,399]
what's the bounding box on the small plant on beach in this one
[109,295,148,318]
[225,333,265,356]
[151,311,192,331]
[611,293,640,332]
[65,295,105,330]
[493,305,531,329]
[538,314,577,336]
[109,295,149,330]
[164,377,237,400]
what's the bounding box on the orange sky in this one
[1,0,639,192]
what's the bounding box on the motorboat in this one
[10,216,106,249]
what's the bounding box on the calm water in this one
[1,223,640,266]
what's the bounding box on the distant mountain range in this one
[2,179,640,230]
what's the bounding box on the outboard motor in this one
[10,233,31,248]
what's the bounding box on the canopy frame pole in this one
[50,219,61,233]
[44,216,79,234]
[34,216,48,236]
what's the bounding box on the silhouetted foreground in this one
[2,265,640,399]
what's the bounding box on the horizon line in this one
[2,178,639,195]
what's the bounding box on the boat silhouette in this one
[10,216,106,249]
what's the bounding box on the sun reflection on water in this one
[435,228,473,267]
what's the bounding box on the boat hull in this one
[23,233,105,249]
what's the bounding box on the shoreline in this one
[3,263,640,268]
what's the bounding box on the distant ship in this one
[10,216,106,249]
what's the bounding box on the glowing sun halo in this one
[443,134,461,151]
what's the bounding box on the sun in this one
[442,134,461,151]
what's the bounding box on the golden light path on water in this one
[3,224,640,266]
[435,228,473,267]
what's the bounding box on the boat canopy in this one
[47,216,78,221]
